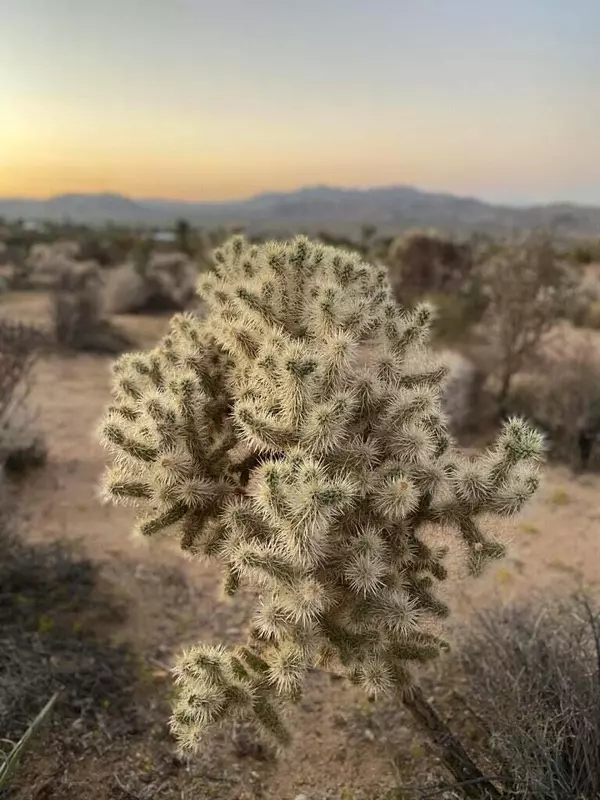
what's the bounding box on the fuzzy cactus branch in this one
[98,235,544,752]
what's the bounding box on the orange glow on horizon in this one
[1,0,598,205]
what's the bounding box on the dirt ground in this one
[2,291,600,800]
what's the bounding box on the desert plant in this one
[0,320,46,471]
[175,218,192,255]
[358,223,378,258]
[0,507,144,796]
[457,595,600,799]
[570,264,600,330]
[386,230,476,306]
[106,251,199,314]
[97,236,542,793]
[24,241,81,290]
[51,262,130,354]
[0,691,59,791]
[475,231,577,416]
[569,238,600,266]
[509,331,600,469]
[437,350,484,435]
[386,230,484,343]
[76,230,131,267]
[2,243,29,290]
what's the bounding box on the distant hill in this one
[1,185,600,237]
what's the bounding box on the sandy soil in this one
[2,291,600,799]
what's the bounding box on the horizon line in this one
[0,182,594,210]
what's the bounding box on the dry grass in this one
[0,318,47,472]
[456,595,600,799]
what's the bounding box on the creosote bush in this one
[97,235,543,752]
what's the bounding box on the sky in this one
[1,0,599,204]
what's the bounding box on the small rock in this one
[364,728,375,741]
[294,794,309,800]
[335,746,347,762]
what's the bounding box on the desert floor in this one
[2,291,599,800]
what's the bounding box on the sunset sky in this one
[2,0,599,204]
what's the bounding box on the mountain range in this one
[1,185,599,238]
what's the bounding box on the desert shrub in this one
[437,349,485,435]
[0,320,46,473]
[97,232,542,785]
[570,265,600,330]
[569,238,600,266]
[76,234,120,267]
[50,262,131,354]
[175,218,193,255]
[426,286,488,344]
[386,230,484,344]
[474,231,578,415]
[457,595,600,799]
[386,230,475,305]
[580,300,600,329]
[106,251,199,314]
[0,517,140,796]
[1,244,29,290]
[509,331,600,469]
[24,241,81,290]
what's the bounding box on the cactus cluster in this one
[98,235,543,751]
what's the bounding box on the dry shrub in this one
[427,288,488,344]
[387,229,475,305]
[457,595,600,800]
[51,263,131,354]
[474,232,577,415]
[437,349,484,435]
[0,518,142,796]
[570,238,600,265]
[2,244,30,290]
[386,231,484,345]
[0,320,46,472]
[105,251,199,314]
[24,241,81,290]
[577,300,600,330]
[571,265,600,330]
[509,329,600,468]
[0,244,13,292]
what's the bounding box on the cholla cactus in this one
[98,235,543,751]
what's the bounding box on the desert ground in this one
[2,290,599,800]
